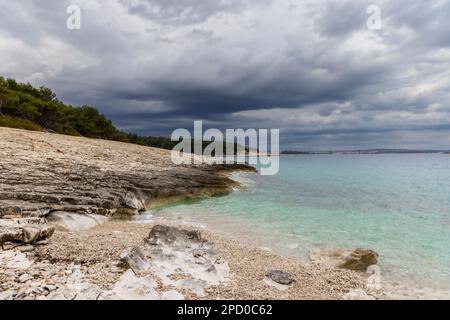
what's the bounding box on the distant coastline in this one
[282,149,450,155]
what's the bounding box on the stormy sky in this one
[1,0,450,150]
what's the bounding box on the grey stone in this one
[0,220,55,245]
[0,290,16,300]
[119,246,149,273]
[22,227,40,243]
[44,285,57,292]
[18,245,34,252]
[123,192,144,210]
[72,283,102,300]
[18,274,31,283]
[266,270,296,285]
[146,225,202,245]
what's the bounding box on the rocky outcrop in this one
[0,127,254,221]
[0,127,255,249]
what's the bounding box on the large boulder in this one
[310,248,379,271]
[339,248,379,271]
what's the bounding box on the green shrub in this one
[0,76,244,153]
[0,115,42,131]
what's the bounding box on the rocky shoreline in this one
[0,127,254,219]
[0,127,407,300]
[0,126,255,245]
[1,220,376,300]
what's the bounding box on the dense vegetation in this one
[0,77,248,154]
[0,77,177,149]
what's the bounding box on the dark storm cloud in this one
[1,0,450,150]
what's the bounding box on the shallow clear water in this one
[138,154,450,290]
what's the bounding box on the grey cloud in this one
[120,0,271,25]
[314,0,370,37]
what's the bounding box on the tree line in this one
[0,77,178,149]
[0,77,246,154]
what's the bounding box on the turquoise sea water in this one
[139,155,450,290]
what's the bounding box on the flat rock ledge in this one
[0,127,255,246]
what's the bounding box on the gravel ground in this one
[29,221,366,300]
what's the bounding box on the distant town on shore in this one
[281,149,450,155]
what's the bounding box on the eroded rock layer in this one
[0,127,254,244]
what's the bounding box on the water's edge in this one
[136,156,450,298]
